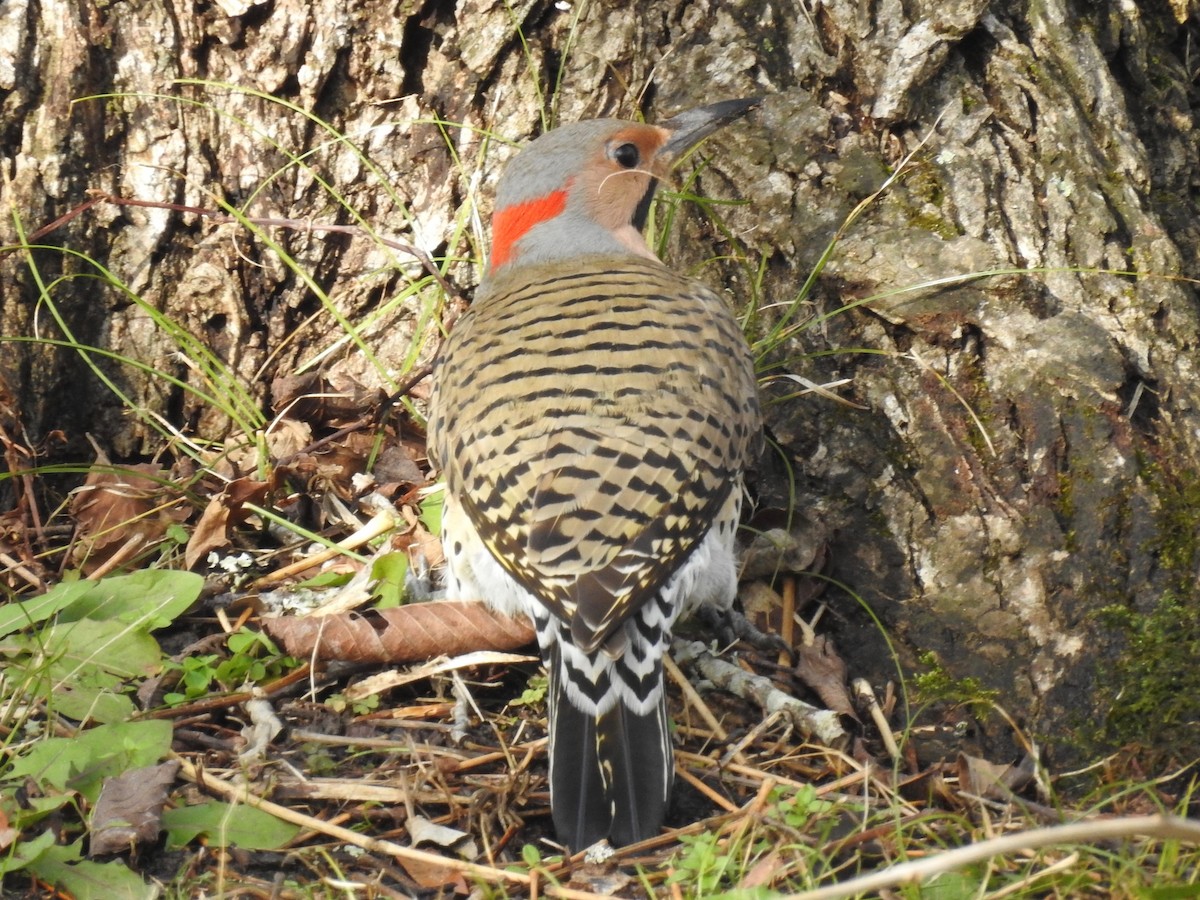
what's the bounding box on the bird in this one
[425,98,763,850]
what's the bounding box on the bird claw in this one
[403,545,440,602]
[697,604,794,660]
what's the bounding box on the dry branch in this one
[672,640,847,747]
[783,814,1200,900]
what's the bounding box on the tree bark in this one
[3,0,1199,762]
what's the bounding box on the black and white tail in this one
[536,595,676,849]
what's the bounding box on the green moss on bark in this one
[1086,457,1200,759]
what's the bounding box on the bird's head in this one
[486,97,760,277]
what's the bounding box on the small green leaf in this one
[371,551,409,607]
[917,871,981,899]
[3,617,163,723]
[3,720,173,802]
[162,801,300,849]
[52,682,136,724]
[227,628,279,656]
[54,570,202,629]
[0,829,57,875]
[510,673,548,707]
[0,580,95,638]
[419,489,443,534]
[26,840,155,900]
[164,522,190,544]
[40,617,163,679]
[296,570,353,588]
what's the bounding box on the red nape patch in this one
[489,189,568,272]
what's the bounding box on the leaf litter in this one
[2,308,1198,897]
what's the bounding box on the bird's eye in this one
[610,142,640,169]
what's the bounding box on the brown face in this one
[578,124,673,237]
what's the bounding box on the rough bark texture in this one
[4,0,1200,762]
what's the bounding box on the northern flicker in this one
[426,98,763,849]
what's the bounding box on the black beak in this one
[660,97,762,159]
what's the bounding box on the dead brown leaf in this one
[272,372,385,428]
[738,849,785,889]
[69,459,187,573]
[261,601,535,663]
[738,509,825,581]
[794,634,858,722]
[89,760,181,856]
[393,504,445,571]
[565,865,634,896]
[185,498,230,569]
[184,476,270,569]
[393,854,470,891]
[956,752,1035,801]
[739,580,783,637]
[0,806,15,854]
[372,442,424,489]
[219,418,312,478]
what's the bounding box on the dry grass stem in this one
[174,753,540,890]
[851,677,900,761]
[664,651,740,753]
[675,764,740,813]
[778,575,796,666]
[251,507,397,590]
[782,814,1200,900]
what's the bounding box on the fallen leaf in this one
[738,510,825,580]
[566,863,633,895]
[0,806,15,854]
[69,458,187,573]
[272,372,385,427]
[219,418,312,478]
[89,760,180,856]
[956,752,1034,800]
[738,850,785,889]
[373,443,424,487]
[162,800,300,850]
[184,477,269,569]
[408,815,478,859]
[794,634,858,721]
[261,601,535,663]
[392,853,468,890]
[185,497,230,569]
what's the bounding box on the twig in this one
[851,678,900,762]
[663,652,744,762]
[84,533,149,580]
[0,551,46,591]
[780,814,1200,900]
[722,709,787,767]
[250,507,397,588]
[778,576,796,666]
[140,663,313,719]
[451,737,547,774]
[676,765,739,813]
[672,640,847,747]
[173,754,536,888]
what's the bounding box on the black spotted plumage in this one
[428,259,759,653]
[425,100,763,849]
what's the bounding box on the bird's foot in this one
[695,604,794,660]
[403,545,442,602]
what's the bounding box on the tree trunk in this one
[3,0,1199,763]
